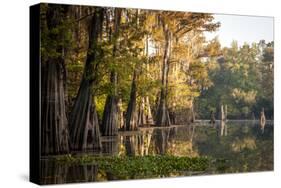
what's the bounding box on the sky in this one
[205,14,274,47]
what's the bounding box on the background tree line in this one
[196,40,274,120]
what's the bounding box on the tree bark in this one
[69,8,103,151]
[101,8,122,136]
[138,97,146,126]
[41,5,70,155]
[190,101,195,123]
[145,96,154,124]
[117,98,125,129]
[41,61,70,155]
[125,71,138,131]
[137,34,154,126]
[101,92,119,135]
[155,21,172,126]
[138,96,155,126]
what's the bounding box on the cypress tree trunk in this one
[101,8,122,136]
[125,71,138,131]
[41,5,69,155]
[138,96,154,126]
[101,91,118,135]
[156,22,172,126]
[117,98,125,130]
[101,67,118,136]
[138,97,146,126]
[145,96,154,125]
[69,8,103,151]
[41,61,70,155]
[91,102,102,151]
[190,101,195,123]
[142,35,154,126]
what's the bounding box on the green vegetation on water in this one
[55,155,210,178]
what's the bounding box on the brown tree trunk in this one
[101,91,119,135]
[156,21,172,126]
[41,61,70,155]
[125,71,138,131]
[141,36,154,126]
[138,96,154,126]
[41,5,70,155]
[69,8,103,151]
[190,101,195,123]
[138,97,146,126]
[101,8,122,136]
[145,96,154,125]
[117,98,125,130]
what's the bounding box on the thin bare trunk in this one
[155,21,172,126]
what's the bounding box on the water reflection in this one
[41,159,68,184]
[102,136,118,155]
[120,130,153,156]
[40,121,273,184]
[217,120,228,136]
[40,160,103,184]
[154,128,170,154]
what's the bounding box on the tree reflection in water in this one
[154,128,170,154]
[40,121,273,184]
[40,160,68,184]
[121,130,154,156]
[102,136,118,155]
[40,160,99,184]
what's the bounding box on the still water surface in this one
[40,120,273,184]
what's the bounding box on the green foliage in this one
[55,155,210,178]
[41,4,273,121]
[40,5,75,62]
[95,95,107,119]
[197,41,274,119]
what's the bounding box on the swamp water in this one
[40,120,273,184]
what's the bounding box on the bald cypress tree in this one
[101,8,122,136]
[69,8,104,151]
[41,4,70,155]
[155,12,219,126]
